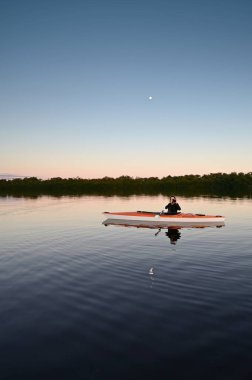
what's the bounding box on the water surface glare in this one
[0,195,252,379]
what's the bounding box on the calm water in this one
[1,195,252,379]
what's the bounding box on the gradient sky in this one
[1,0,251,178]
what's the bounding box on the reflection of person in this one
[165,196,181,214]
[166,228,181,245]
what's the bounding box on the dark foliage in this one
[0,172,251,197]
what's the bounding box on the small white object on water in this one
[148,96,153,100]
[149,267,154,275]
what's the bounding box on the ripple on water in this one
[1,195,252,379]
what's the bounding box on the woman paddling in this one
[164,196,181,214]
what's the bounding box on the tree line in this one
[0,172,251,196]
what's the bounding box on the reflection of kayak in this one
[103,219,225,229]
[103,211,225,227]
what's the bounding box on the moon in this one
[148,96,153,100]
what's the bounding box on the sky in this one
[1,0,251,179]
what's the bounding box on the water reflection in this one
[166,228,181,244]
[154,227,181,244]
[103,218,225,245]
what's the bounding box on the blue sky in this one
[1,0,251,178]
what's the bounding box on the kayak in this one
[103,211,225,226]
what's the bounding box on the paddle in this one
[137,210,161,215]
[136,210,170,215]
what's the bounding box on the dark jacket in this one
[165,202,181,214]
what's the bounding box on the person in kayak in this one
[164,196,181,214]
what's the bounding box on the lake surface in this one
[1,194,252,379]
